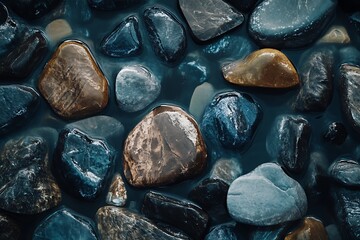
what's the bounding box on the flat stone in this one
[205,222,237,240]
[9,0,63,20]
[33,208,98,240]
[38,40,109,119]
[144,7,186,63]
[329,159,360,188]
[222,49,299,88]
[123,105,207,187]
[101,16,142,57]
[323,122,348,145]
[115,65,161,112]
[189,82,215,121]
[106,173,127,207]
[0,136,61,214]
[249,0,337,48]
[318,25,351,44]
[227,163,307,226]
[285,217,328,240]
[88,0,141,10]
[0,213,20,240]
[210,157,242,185]
[179,0,244,42]
[45,19,72,43]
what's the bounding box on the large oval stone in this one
[222,49,299,88]
[227,163,307,226]
[123,105,207,187]
[38,40,109,119]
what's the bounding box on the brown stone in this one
[222,48,299,88]
[285,217,328,240]
[38,40,109,119]
[318,25,350,44]
[123,105,207,187]
[106,173,127,207]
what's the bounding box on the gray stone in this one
[189,82,215,121]
[329,159,360,188]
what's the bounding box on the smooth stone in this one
[123,105,207,187]
[178,53,209,84]
[267,115,311,173]
[318,26,351,44]
[189,82,215,121]
[339,47,360,66]
[201,91,262,150]
[224,0,258,12]
[205,222,237,240]
[328,159,360,188]
[0,213,20,240]
[101,16,142,57]
[142,191,208,239]
[0,85,39,135]
[144,7,186,63]
[326,224,342,240]
[65,0,91,22]
[323,122,348,145]
[54,128,114,200]
[9,0,63,20]
[294,48,334,112]
[45,19,72,43]
[179,0,244,42]
[33,208,98,240]
[285,217,328,240]
[115,65,161,112]
[88,0,141,10]
[340,64,360,134]
[249,0,337,48]
[250,224,290,240]
[96,206,188,240]
[106,173,127,207]
[210,157,242,185]
[0,136,61,214]
[227,163,307,226]
[38,40,109,119]
[222,49,299,88]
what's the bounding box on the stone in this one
[179,0,244,42]
[205,222,237,240]
[339,47,360,66]
[0,136,61,214]
[294,48,334,112]
[0,85,39,135]
[45,19,72,43]
[222,49,299,88]
[189,82,215,121]
[123,105,207,187]
[328,159,360,188]
[326,224,342,240]
[106,173,127,207]
[249,0,337,48]
[38,40,109,119]
[178,53,209,84]
[142,191,209,239]
[9,0,63,20]
[96,206,189,240]
[101,16,142,57]
[339,64,360,134]
[115,65,161,112]
[210,157,242,185]
[267,115,311,173]
[224,0,258,12]
[201,91,262,151]
[88,0,141,10]
[250,224,291,240]
[0,213,21,240]
[318,26,351,44]
[323,122,347,145]
[285,217,328,240]
[227,163,307,226]
[53,128,114,200]
[144,7,186,63]
[33,208,98,240]
[350,12,360,34]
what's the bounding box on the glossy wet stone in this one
[267,115,311,173]
[178,53,209,84]
[205,222,237,240]
[227,163,307,226]
[0,85,39,135]
[123,105,207,187]
[249,0,337,48]
[189,82,215,121]
[143,191,208,239]
[179,0,244,42]
[329,159,360,188]
[33,208,98,240]
[88,0,141,10]
[250,224,290,240]
[115,65,161,112]
[294,48,334,112]
[210,157,242,185]
[285,217,327,240]
[101,16,142,57]
[222,49,299,88]
[0,136,61,214]
[0,213,20,240]
[201,91,262,151]
[9,0,63,20]
[38,40,109,119]
[144,7,186,63]
[53,128,114,200]
[323,122,347,145]
[45,19,72,43]
[106,173,127,207]
[318,26,351,44]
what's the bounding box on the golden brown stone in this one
[285,217,328,240]
[106,173,127,207]
[38,40,109,119]
[222,48,299,88]
[123,105,207,187]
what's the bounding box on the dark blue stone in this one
[144,6,186,63]
[205,222,237,240]
[8,0,63,20]
[88,0,141,10]
[101,16,142,57]
[54,128,114,200]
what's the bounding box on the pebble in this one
[45,19,72,43]
[210,157,242,185]
[328,159,360,188]
[189,82,215,121]
[106,173,127,207]
[323,122,348,145]
[205,222,237,240]
[178,53,209,84]
[285,217,328,240]
[0,213,20,240]
[8,0,63,20]
[318,25,351,44]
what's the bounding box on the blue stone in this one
[178,53,209,83]
[205,222,237,240]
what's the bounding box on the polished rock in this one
[9,0,63,20]
[285,217,328,240]
[329,159,360,188]
[189,82,215,121]
[318,25,351,44]
[323,122,347,145]
[178,53,209,84]
[210,157,242,185]
[45,19,72,43]
[205,222,237,240]
[106,173,127,207]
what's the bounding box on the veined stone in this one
[106,173,127,207]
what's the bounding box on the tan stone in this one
[45,19,72,43]
[123,105,207,187]
[222,48,299,88]
[106,173,127,207]
[285,217,328,240]
[318,25,350,44]
[38,40,109,119]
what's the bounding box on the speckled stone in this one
[285,217,328,240]
[123,105,207,187]
[106,173,127,207]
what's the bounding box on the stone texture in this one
[205,222,237,240]
[0,213,20,240]
[189,82,215,121]
[323,122,347,145]
[178,53,209,84]
[329,159,360,188]
[106,173,127,207]
[0,136,61,214]
[88,0,141,10]
[45,19,72,43]
[38,40,109,119]
[223,49,299,88]
[285,217,328,240]
[210,157,242,185]
[227,163,307,226]
[179,0,244,42]
[318,26,351,44]
[9,0,63,20]
[123,105,207,187]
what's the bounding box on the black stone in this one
[0,85,39,135]
[323,122,348,145]
[142,191,209,240]
[101,15,142,57]
[8,0,63,20]
[205,222,237,240]
[350,12,360,34]
[250,224,291,240]
[329,159,360,188]
[0,212,20,240]
[224,0,258,12]
[88,0,141,10]
[53,128,114,200]
[144,6,186,63]
[339,0,360,12]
